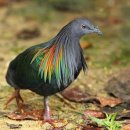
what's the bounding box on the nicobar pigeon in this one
[5,18,102,123]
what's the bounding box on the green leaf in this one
[88,113,122,130]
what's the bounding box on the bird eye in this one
[81,25,86,29]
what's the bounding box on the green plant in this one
[89,113,122,130]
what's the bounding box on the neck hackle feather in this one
[31,24,87,87]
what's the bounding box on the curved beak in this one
[94,26,103,35]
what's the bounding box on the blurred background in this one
[0,0,130,129]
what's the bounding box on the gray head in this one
[58,18,102,39]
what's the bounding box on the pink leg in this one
[42,96,68,128]
[43,96,51,122]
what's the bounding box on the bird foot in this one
[7,109,43,120]
[7,109,68,129]
[4,89,24,113]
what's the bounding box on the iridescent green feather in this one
[30,45,70,86]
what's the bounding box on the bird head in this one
[69,18,102,38]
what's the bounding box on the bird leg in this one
[43,96,51,122]
[4,88,24,113]
[42,96,68,129]
[42,96,57,126]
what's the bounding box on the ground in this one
[0,1,130,130]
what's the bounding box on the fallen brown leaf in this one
[83,110,105,120]
[62,87,121,107]
[0,0,9,6]
[61,87,90,102]
[122,124,130,130]
[102,102,130,114]
[97,96,122,107]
